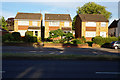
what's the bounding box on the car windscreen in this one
[116,41,120,44]
[111,41,116,44]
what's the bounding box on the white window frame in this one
[100,32,106,37]
[49,21,60,26]
[18,21,29,26]
[86,22,96,27]
[32,21,38,26]
[101,22,106,27]
[86,32,96,37]
[64,21,69,27]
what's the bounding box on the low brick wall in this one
[43,43,63,47]
[44,43,89,48]
[92,43,101,48]
[2,43,34,47]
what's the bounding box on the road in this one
[2,60,120,79]
[2,46,120,55]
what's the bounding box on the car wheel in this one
[115,46,118,49]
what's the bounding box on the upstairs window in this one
[86,22,96,27]
[32,21,38,26]
[18,21,29,26]
[101,22,106,27]
[49,21,59,26]
[64,21,69,27]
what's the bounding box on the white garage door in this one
[18,30,27,36]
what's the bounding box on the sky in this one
[1,1,119,26]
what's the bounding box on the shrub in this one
[24,36,37,43]
[92,36,118,46]
[2,33,14,42]
[92,36,104,45]
[12,32,21,41]
[25,31,33,37]
[86,41,93,47]
[81,36,86,43]
[64,32,74,43]
[72,38,82,44]
[59,39,66,43]
[118,36,120,41]
[24,31,37,43]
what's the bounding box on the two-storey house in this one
[6,18,14,31]
[14,12,42,37]
[108,19,119,37]
[75,14,109,41]
[118,19,120,37]
[45,14,72,38]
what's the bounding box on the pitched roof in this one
[15,12,42,20]
[109,20,118,28]
[78,14,109,22]
[45,14,72,21]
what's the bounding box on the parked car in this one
[110,41,120,49]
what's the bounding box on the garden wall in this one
[43,43,89,48]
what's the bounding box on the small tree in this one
[64,32,74,43]
[49,29,64,40]
[1,16,8,31]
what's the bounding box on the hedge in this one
[12,32,21,41]
[92,36,118,45]
[2,33,14,42]
[118,36,120,41]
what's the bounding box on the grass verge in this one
[2,53,120,61]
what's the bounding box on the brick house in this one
[108,19,119,37]
[45,14,72,39]
[75,14,109,41]
[14,12,42,37]
[6,18,14,31]
[117,19,120,37]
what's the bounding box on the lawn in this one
[2,53,120,61]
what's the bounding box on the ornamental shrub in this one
[24,31,37,43]
[72,38,82,44]
[12,32,21,41]
[25,31,33,37]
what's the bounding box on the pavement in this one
[2,60,120,79]
[2,46,120,56]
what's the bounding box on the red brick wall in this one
[49,26,60,31]
[18,26,29,30]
